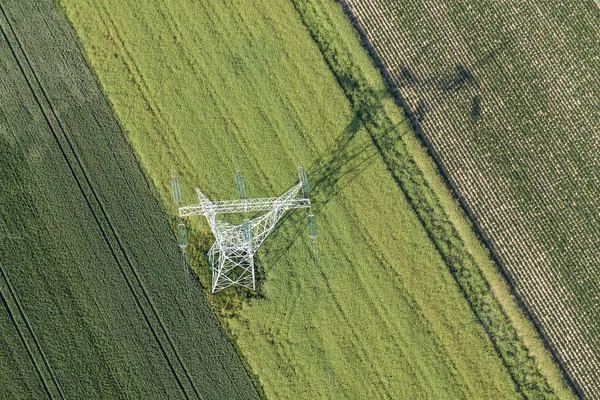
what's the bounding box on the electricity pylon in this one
[179,168,312,293]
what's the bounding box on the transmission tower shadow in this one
[398,38,513,123]
[261,107,404,272]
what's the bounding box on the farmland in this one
[0,0,258,398]
[341,0,600,397]
[60,0,572,398]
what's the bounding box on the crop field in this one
[0,0,258,398]
[341,0,600,397]
[59,0,575,398]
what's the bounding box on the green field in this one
[343,0,600,396]
[0,1,258,398]
[58,0,569,398]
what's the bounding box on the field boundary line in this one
[333,1,581,397]
[63,2,262,396]
[0,5,201,399]
[290,1,575,398]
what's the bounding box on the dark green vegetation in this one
[0,1,258,398]
[61,0,571,398]
[342,0,600,397]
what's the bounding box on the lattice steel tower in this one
[177,166,313,293]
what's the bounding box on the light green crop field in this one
[61,0,529,398]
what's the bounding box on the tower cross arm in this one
[179,197,310,216]
[179,181,310,217]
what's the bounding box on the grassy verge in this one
[292,0,574,398]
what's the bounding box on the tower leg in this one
[210,248,255,293]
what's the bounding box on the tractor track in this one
[0,265,61,400]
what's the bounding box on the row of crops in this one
[0,0,259,398]
[342,0,600,397]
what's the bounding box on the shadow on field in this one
[394,38,513,123]
[259,107,403,276]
